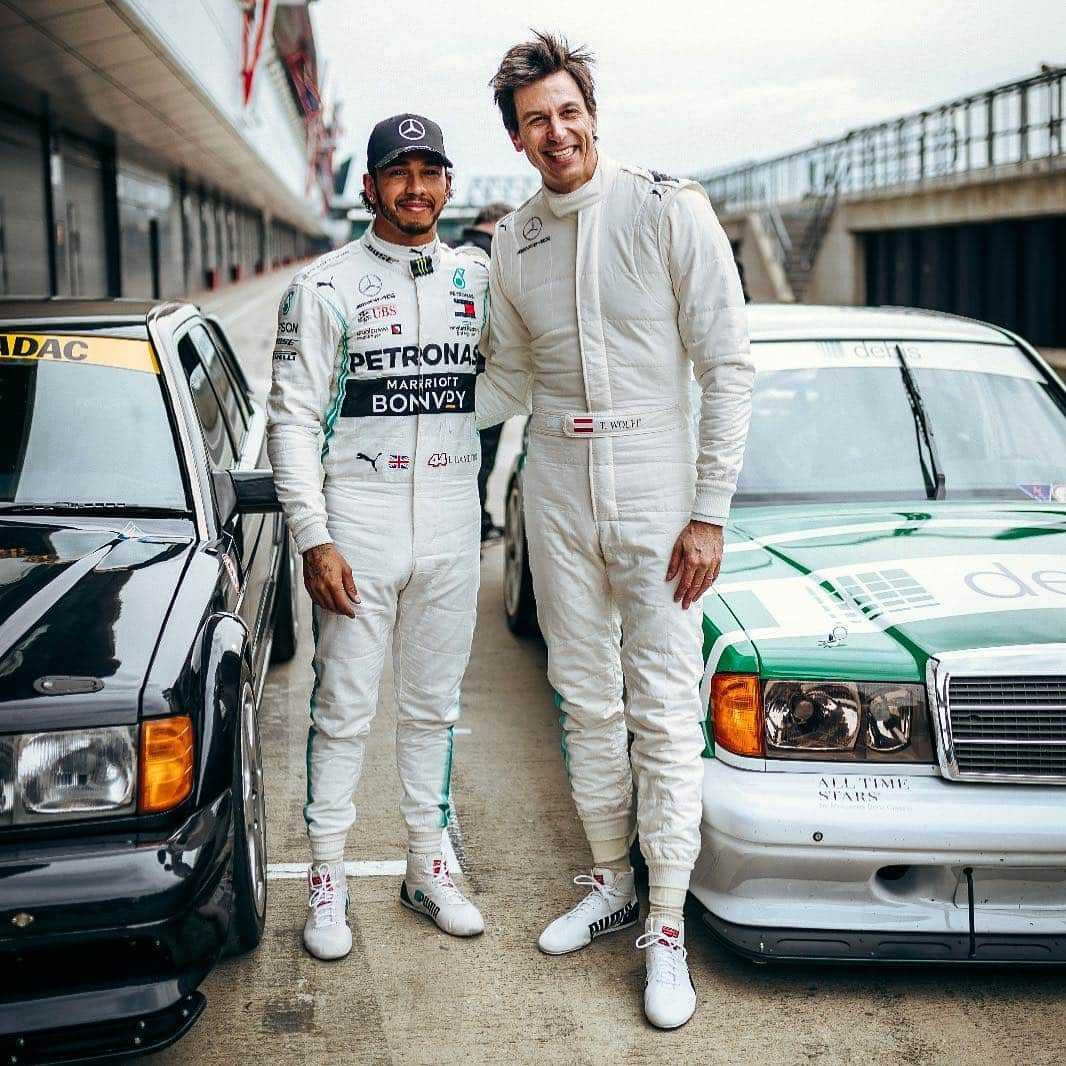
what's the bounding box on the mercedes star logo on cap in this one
[399,118,426,141]
[367,113,454,171]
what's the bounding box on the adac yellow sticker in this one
[0,333,160,374]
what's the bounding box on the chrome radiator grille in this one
[947,675,1066,779]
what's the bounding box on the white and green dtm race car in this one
[502,304,1066,964]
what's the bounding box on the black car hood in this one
[0,520,194,722]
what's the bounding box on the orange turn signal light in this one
[140,716,194,813]
[711,674,764,756]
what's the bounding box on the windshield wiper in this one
[894,344,945,500]
[0,502,188,516]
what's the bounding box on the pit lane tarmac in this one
[145,268,1066,1066]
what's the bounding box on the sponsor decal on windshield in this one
[1019,483,1066,502]
[0,333,160,374]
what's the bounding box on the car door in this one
[176,321,272,679]
[203,318,279,678]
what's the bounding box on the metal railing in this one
[762,203,792,263]
[452,173,540,209]
[698,66,1066,213]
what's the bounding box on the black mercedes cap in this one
[366,113,454,171]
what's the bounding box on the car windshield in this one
[0,330,188,510]
[734,340,1066,503]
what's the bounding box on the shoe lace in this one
[309,863,343,929]
[429,861,469,906]
[635,928,689,987]
[569,873,611,915]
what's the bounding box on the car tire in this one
[226,677,268,955]
[503,475,539,637]
[270,535,298,665]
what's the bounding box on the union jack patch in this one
[389,454,410,469]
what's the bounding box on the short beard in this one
[370,177,443,237]
[370,173,449,236]
[378,198,437,236]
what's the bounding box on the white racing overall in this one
[268,229,488,858]
[477,155,752,890]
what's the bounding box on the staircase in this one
[763,152,851,302]
[776,204,828,301]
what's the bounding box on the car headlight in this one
[710,675,933,763]
[17,727,137,815]
[765,682,861,751]
[764,680,931,762]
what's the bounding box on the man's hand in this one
[666,521,725,610]
[303,543,359,618]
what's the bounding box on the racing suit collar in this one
[360,227,441,277]
[541,153,614,219]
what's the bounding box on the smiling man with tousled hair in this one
[476,31,753,1028]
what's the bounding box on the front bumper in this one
[0,792,234,1061]
[691,758,1066,962]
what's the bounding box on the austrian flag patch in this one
[572,417,594,435]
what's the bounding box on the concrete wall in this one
[124,0,316,214]
[804,160,1066,306]
[721,213,793,303]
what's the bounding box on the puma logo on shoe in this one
[413,888,441,918]
[400,857,485,937]
[588,898,639,937]
[357,451,382,471]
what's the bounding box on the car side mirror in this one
[213,469,281,524]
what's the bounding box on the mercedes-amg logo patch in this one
[358,274,382,297]
[522,216,543,242]
[399,118,426,141]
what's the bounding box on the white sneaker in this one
[400,854,485,937]
[635,916,697,1029]
[302,860,352,960]
[538,868,639,956]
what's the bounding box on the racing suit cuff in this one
[295,522,333,555]
[691,488,732,526]
[583,812,637,844]
[647,862,694,893]
[309,833,348,863]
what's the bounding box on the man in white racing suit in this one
[267,114,488,960]
[479,34,753,1027]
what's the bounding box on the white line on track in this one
[268,861,405,879]
[267,828,463,881]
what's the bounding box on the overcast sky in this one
[311,0,1065,192]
